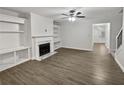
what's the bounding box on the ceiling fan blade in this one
[61,13,69,16]
[76,12,82,15]
[76,16,85,18]
[61,8,86,20]
[69,9,76,13]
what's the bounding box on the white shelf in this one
[0,46,30,72]
[0,31,24,33]
[53,23,61,50]
[32,35,54,38]
[0,14,25,24]
[0,46,29,55]
[0,13,30,72]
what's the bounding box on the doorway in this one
[92,23,110,52]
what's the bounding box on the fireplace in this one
[32,36,55,61]
[39,43,50,56]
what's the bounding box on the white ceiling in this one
[1,7,122,21]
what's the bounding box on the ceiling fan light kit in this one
[68,17,76,22]
[61,9,85,22]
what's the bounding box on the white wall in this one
[91,15,123,53]
[30,13,53,37]
[60,15,122,52]
[109,15,123,52]
[115,8,124,72]
[61,20,93,51]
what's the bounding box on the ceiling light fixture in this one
[68,17,72,21]
[68,17,76,22]
[71,17,76,21]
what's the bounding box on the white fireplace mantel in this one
[32,36,55,61]
[32,35,54,38]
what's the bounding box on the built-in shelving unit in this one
[0,47,30,71]
[0,14,25,24]
[0,14,30,71]
[53,21,61,50]
[0,31,24,33]
[0,46,29,54]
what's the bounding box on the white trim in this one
[92,23,111,51]
[0,46,29,55]
[114,56,124,72]
[32,35,54,38]
[0,31,24,33]
[61,46,93,51]
[116,26,123,52]
[110,51,124,72]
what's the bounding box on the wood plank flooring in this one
[0,43,124,85]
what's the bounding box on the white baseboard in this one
[110,52,115,58]
[114,56,124,72]
[61,46,93,51]
[108,51,124,72]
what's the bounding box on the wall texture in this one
[61,20,93,51]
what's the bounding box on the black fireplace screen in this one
[39,43,50,56]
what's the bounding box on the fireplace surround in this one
[32,36,55,61]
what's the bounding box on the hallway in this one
[93,43,109,55]
[0,43,124,84]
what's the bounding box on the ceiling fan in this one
[61,9,85,21]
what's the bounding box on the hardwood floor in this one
[0,43,124,85]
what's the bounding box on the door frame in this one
[92,23,111,51]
